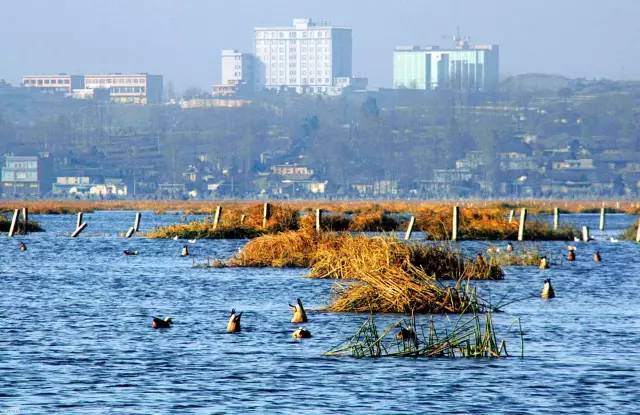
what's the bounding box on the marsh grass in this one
[415,207,576,241]
[324,311,511,358]
[621,222,639,241]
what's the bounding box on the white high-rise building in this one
[254,18,353,94]
[221,49,255,86]
[213,49,256,96]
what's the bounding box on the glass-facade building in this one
[393,43,499,91]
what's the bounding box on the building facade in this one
[212,50,256,96]
[1,154,53,197]
[393,39,499,91]
[23,73,162,103]
[254,18,353,94]
[84,73,163,104]
[22,74,84,93]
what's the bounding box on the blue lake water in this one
[1,211,639,414]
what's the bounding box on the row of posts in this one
[7,203,640,242]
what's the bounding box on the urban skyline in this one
[2,1,640,92]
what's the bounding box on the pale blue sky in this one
[2,0,639,91]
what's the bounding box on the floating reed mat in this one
[324,312,514,358]
[228,231,503,281]
[309,235,503,280]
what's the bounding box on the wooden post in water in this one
[582,225,590,242]
[508,209,515,224]
[451,206,459,241]
[134,212,142,232]
[518,208,527,241]
[213,206,222,230]
[76,212,84,229]
[599,207,606,231]
[21,207,28,234]
[71,222,88,238]
[315,208,322,233]
[8,209,19,237]
[240,214,246,225]
[553,207,559,231]
[262,203,270,228]
[125,227,135,238]
[404,216,415,241]
[635,219,640,242]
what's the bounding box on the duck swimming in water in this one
[567,247,576,262]
[18,241,27,251]
[227,309,242,333]
[124,249,139,256]
[152,316,173,329]
[292,328,312,339]
[541,279,555,299]
[506,242,514,253]
[539,257,549,269]
[396,326,417,342]
[593,250,602,262]
[181,245,189,257]
[289,298,308,324]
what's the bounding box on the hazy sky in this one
[2,0,639,92]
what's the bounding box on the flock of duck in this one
[482,241,604,301]
[151,298,313,339]
[15,231,605,334]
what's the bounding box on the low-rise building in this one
[84,73,163,104]
[1,154,53,197]
[22,74,84,93]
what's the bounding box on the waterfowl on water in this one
[152,316,173,329]
[610,237,619,243]
[181,245,189,257]
[227,309,242,333]
[289,298,308,324]
[172,235,179,241]
[567,248,576,262]
[124,249,139,256]
[593,250,602,262]
[396,327,417,342]
[292,328,312,339]
[18,241,27,251]
[541,279,555,299]
[188,239,197,244]
[506,242,514,253]
[539,257,549,269]
[573,237,580,242]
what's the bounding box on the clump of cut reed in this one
[298,211,351,232]
[227,229,330,267]
[147,203,300,239]
[0,215,43,233]
[324,311,512,358]
[309,236,502,281]
[415,207,576,241]
[147,221,262,239]
[323,269,488,314]
[347,210,400,232]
